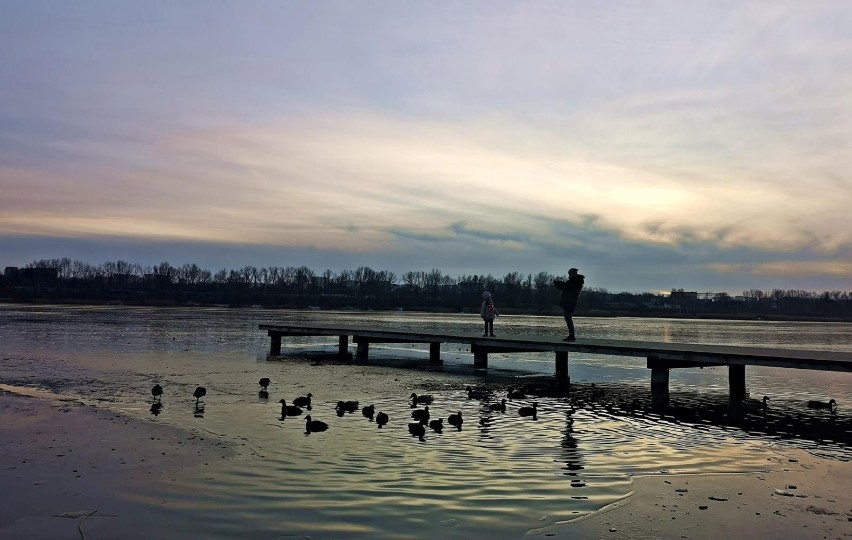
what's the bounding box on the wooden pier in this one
[259,324,852,399]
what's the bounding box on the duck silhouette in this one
[807,398,837,412]
[304,415,328,433]
[408,422,426,441]
[259,377,271,391]
[518,402,538,419]
[411,406,430,423]
[410,393,433,406]
[362,404,375,421]
[741,395,770,411]
[489,399,507,412]
[151,384,163,403]
[193,386,206,405]
[507,387,526,400]
[466,386,488,400]
[336,400,359,415]
[278,399,303,418]
[376,411,389,428]
[293,393,313,410]
[448,411,463,430]
[429,418,443,433]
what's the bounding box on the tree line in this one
[2,257,851,320]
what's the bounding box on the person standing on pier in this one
[480,291,499,337]
[554,268,585,341]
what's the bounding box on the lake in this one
[1,304,850,538]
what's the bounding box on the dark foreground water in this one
[1,305,850,538]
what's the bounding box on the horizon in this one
[4,256,848,297]
[2,2,851,294]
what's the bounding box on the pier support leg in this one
[729,364,746,400]
[270,334,281,356]
[472,346,488,369]
[429,342,442,365]
[555,351,569,382]
[338,335,349,358]
[356,341,369,362]
[647,357,669,400]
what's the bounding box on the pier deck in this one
[259,323,852,399]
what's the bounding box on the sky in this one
[1,1,851,294]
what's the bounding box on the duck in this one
[429,418,444,433]
[466,386,488,400]
[376,411,389,428]
[411,406,430,423]
[410,393,434,406]
[807,398,837,412]
[304,415,328,433]
[336,400,359,414]
[489,398,507,412]
[151,384,163,403]
[507,387,526,400]
[362,404,375,421]
[408,422,426,441]
[193,386,207,405]
[741,395,770,410]
[518,402,538,418]
[278,399,303,417]
[448,411,463,430]
[258,377,271,391]
[293,393,313,409]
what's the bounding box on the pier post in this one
[429,342,442,365]
[729,364,746,399]
[270,333,281,355]
[647,357,669,399]
[555,351,569,381]
[338,335,349,358]
[356,340,369,362]
[472,345,488,369]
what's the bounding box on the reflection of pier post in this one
[271,333,281,355]
[338,335,349,357]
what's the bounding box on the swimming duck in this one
[489,398,507,412]
[258,377,271,391]
[429,418,444,433]
[518,402,538,418]
[193,386,206,404]
[410,393,434,406]
[742,395,770,410]
[362,404,375,421]
[807,398,837,412]
[408,422,426,441]
[293,393,313,409]
[151,384,163,403]
[336,400,359,413]
[304,415,328,433]
[507,387,526,400]
[448,411,463,430]
[466,386,488,400]
[411,406,430,423]
[278,399,303,417]
[376,411,389,428]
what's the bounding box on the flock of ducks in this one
[147,380,543,437]
[148,380,840,438]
